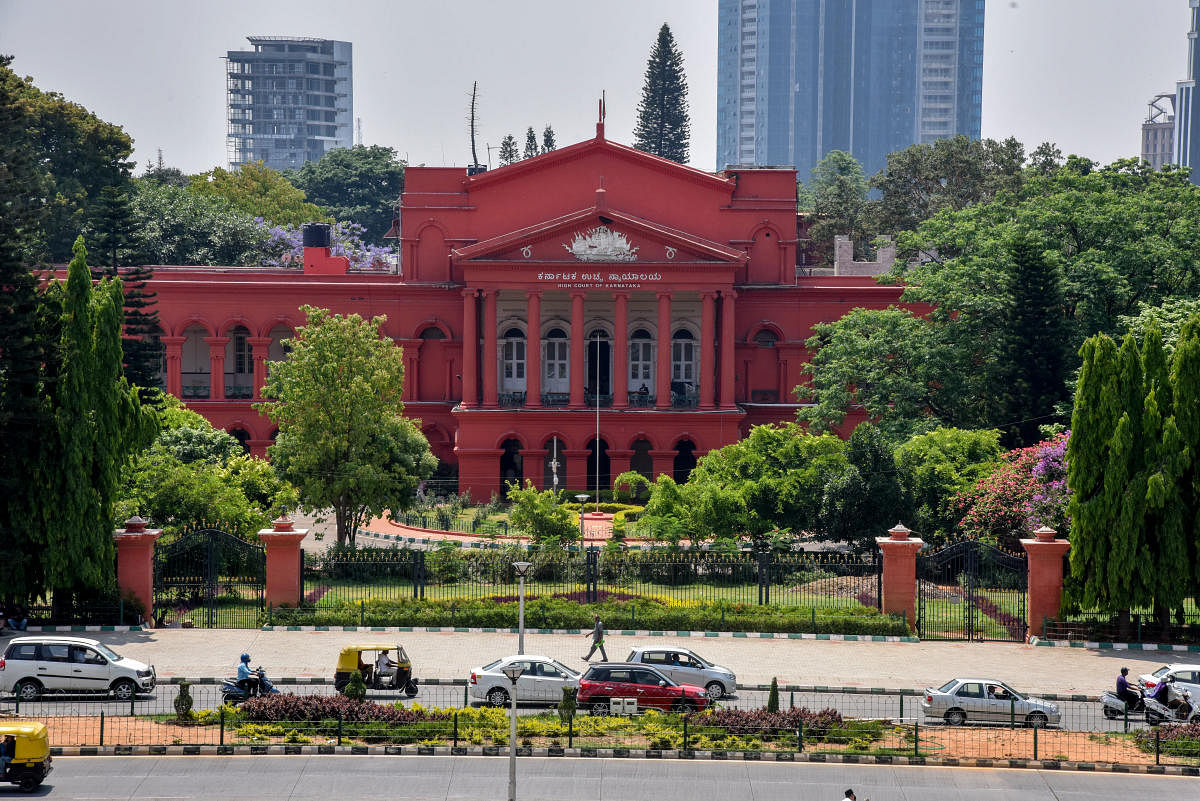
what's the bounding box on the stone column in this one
[248,337,273,401]
[699,291,717,409]
[519,449,547,489]
[569,292,586,409]
[461,289,478,407]
[525,291,542,407]
[397,340,419,402]
[258,514,310,608]
[1021,526,1071,641]
[876,523,924,629]
[113,516,162,624]
[607,448,634,481]
[482,289,499,408]
[162,336,185,398]
[612,292,629,409]
[563,448,591,490]
[649,449,676,480]
[655,291,672,409]
[719,290,737,408]
[204,336,229,400]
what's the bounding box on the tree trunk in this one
[1116,609,1131,641]
[335,506,350,548]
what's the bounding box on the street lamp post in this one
[500,663,524,801]
[512,560,533,655]
[575,493,589,543]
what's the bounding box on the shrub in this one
[343,670,367,701]
[766,678,779,713]
[240,693,451,724]
[174,680,194,722]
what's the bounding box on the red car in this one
[577,663,710,714]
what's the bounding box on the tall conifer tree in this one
[90,182,135,277]
[541,125,557,153]
[523,127,539,160]
[633,23,691,163]
[498,134,519,166]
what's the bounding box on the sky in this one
[0,1,1193,176]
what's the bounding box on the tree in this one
[88,183,135,276]
[189,161,329,228]
[819,424,907,549]
[260,305,436,547]
[541,125,557,154]
[141,149,189,188]
[126,179,271,267]
[285,145,406,243]
[523,127,540,160]
[1120,298,1200,353]
[119,259,163,396]
[799,150,872,263]
[498,135,519,167]
[506,481,577,544]
[1170,318,1200,605]
[893,427,1002,544]
[633,23,690,163]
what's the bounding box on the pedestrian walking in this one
[582,614,607,661]
[842,789,867,800]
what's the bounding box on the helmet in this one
[240,653,251,663]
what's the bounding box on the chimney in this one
[301,223,350,275]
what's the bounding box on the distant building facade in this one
[1142,93,1176,170]
[716,0,985,179]
[225,36,352,171]
[1176,0,1200,184]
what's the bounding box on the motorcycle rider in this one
[1148,675,1171,706]
[236,653,260,697]
[1116,667,1140,709]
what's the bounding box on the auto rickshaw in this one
[1,721,52,792]
[334,643,418,697]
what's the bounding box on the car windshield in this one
[550,660,579,677]
[1153,666,1171,677]
[482,659,503,671]
[938,679,959,693]
[94,643,121,661]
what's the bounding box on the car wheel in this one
[589,699,609,716]
[111,678,137,701]
[704,681,725,700]
[944,708,966,726]
[1025,712,1048,729]
[674,699,698,714]
[15,679,42,702]
[486,687,509,708]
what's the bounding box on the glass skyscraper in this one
[716,0,984,181]
[1175,0,1200,185]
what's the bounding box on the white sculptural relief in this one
[562,226,639,262]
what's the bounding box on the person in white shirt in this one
[375,650,398,688]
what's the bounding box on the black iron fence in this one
[1041,611,1200,644]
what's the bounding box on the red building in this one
[146,123,902,499]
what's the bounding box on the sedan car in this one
[922,678,1059,728]
[577,663,710,714]
[625,645,737,700]
[468,655,580,707]
[1138,664,1200,703]
[1,636,156,701]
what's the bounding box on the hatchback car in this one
[921,678,1059,728]
[469,655,580,707]
[1138,664,1200,703]
[1,636,156,701]
[577,663,710,714]
[625,645,737,700]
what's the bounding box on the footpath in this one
[48,628,1168,695]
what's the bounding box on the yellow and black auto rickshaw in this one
[334,643,418,697]
[1,721,52,792]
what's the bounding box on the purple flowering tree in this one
[259,220,394,271]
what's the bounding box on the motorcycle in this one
[221,667,280,704]
[1101,687,1145,719]
[1144,685,1197,726]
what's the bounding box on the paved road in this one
[29,756,1199,800]
[63,629,1176,696]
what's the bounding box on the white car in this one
[468,655,580,707]
[624,646,737,699]
[1,636,156,701]
[1138,664,1200,702]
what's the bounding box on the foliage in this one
[498,135,519,167]
[260,219,393,271]
[766,677,779,713]
[342,670,367,702]
[541,125,557,153]
[260,305,436,546]
[558,686,577,724]
[612,470,652,503]
[188,161,329,228]
[633,23,690,164]
[893,428,1002,544]
[87,182,135,274]
[523,127,539,160]
[126,179,271,267]
[156,426,242,464]
[118,259,163,396]
[140,150,189,188]
[819,424,908,550]
[241,693,450,724]
[799,150,871,263]
[174,681,194,722]
[1119,298,1200,354]
[505,481,578,544]
[284,145,405,243]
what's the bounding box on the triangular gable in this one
[452,206,747,265]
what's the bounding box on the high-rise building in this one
[1142,93,1176,170]
[716,0,984,180]
[225,36,353,171]
[1175,0,1200,184]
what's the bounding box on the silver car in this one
[625,646,737,700]
[468,655,580,707]
[921,678,1059,728]
[1137,664,1200,704]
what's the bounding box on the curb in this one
[1030,637,1200,653]
[47,744,1200,775]
[21,625,144,633]
[258,625,917,643]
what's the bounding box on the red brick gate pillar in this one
[1021,526,1070,641]
[113,516,162,624]
[258,515,309,608]
[876,522,924,630]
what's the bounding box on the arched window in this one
[500,327,526,393]
[225,326,252,399]
[754,329,778,348]
[542,327,569,396]
[181,325,210,400]
[419,326,447,340]
[628,328,654,401]
[671,329,696,384]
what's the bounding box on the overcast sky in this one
[0,1,1193,175]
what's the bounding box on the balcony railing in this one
[584,392,613,408]
[541,392,569,407]
[499,391,526,408]
[181,372,210,400]
[627,393,655,408]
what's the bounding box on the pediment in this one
[451,207,747,266]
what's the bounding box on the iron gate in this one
[917,540,1027,641]
[153,528,265,627]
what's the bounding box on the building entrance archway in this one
[586,329,611,403]
[586,438,610,498]
[673,439,697,483]
[630,439,653,479]
[499,439,523,489]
